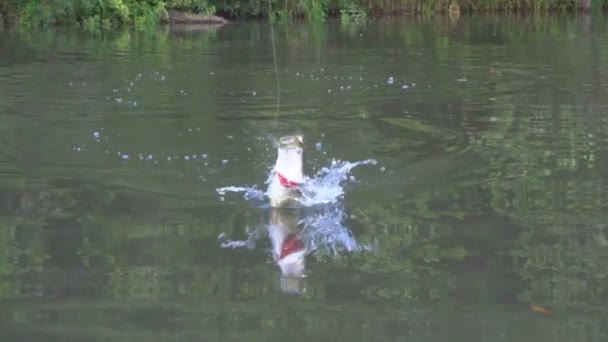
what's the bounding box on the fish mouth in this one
[278,134,304,149]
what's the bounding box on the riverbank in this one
[1,0,607,29]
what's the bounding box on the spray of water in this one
[219,204,374,256]
[215,186,266,201]
[300,205,374,255]
[216,158,378,256]
[299,158,377,206]
[216,158,377,206]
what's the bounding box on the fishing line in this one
[268,0,281,132]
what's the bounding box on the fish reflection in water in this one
[220,204,370,295]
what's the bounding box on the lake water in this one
[1,15,608,341]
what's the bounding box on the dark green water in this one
[1,15,608,341]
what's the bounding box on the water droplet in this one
[167,157,172,161]
[402,85,409,89]
[209,71,214,75]
[387,77,394,85]
[252,91,256,96]
[222,159,228,164]
[184,156,190,161]
[380,166,386,172]
[315,142,322,150]
[121,154,130,160]
[202,154,208,159]
[93,131,100,139]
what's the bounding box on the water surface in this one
[1,15,608,341]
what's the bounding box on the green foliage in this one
[3,0,608,28]
[128,0,167,29]
[266,0,329,21]
[8,0,167,29]
[168,0,216,14]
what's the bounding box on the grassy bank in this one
[1,0,607,29]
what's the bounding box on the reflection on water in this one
[219,202,374,295]
[1,15,608,341]
[220,204,371,295]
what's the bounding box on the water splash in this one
[215,158,377,206]
[299,158,377,206]
[217,159,378,261]
[218,226,265,250]
[218,206,372,256]
[300,206,373,255]
[216,186,266,201]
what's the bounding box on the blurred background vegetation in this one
[1,0,608,29]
